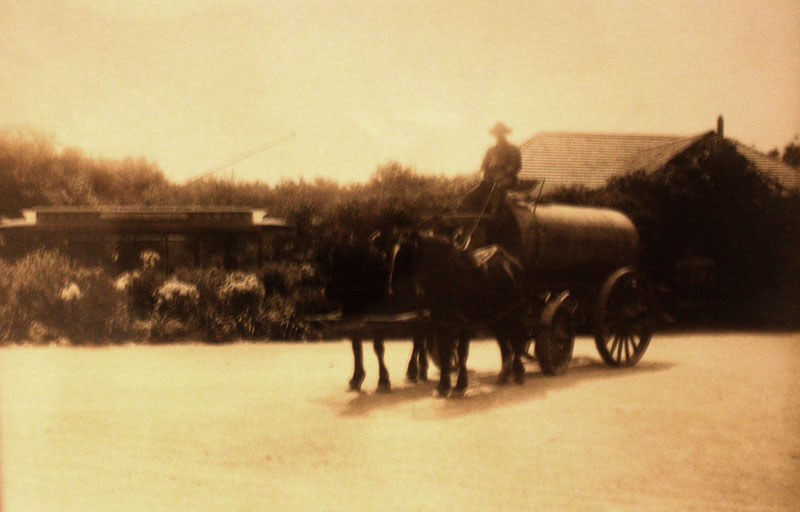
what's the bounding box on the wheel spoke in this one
[607,335,616,357]
[608,334,620,356]
[614,334,624,362]
[629,334,641,353]
[624,333,630,363]
[624,334,631,362]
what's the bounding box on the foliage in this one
[168,266,230,340]
[0,250,135,343]
[0,128,168,218]
[152,278,202,338]
[782,140,800,168]
[164,264,321,342]
[115,250,167,318]
[215,272,265,336]
[544,136,800,325]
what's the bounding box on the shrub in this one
[149,278,202,339]
[115,250,166,319]
[215,272,265,337]
[165,265,323,341]
[0,258,14,340]
[256,260,329,339]
[170,266,235,341]
[259,293,301,340]
[0,250,76,341]
[0,250,133,343]
[66,267,136,342]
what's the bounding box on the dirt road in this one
[2,332,798,511]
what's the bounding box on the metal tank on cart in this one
[442,194,655,374]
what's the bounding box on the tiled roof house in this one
[518,118,800,194]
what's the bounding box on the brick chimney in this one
[717,115,724,138]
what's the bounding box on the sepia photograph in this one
[1,1,799,510]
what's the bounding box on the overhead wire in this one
[184,132,295,184]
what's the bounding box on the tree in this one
[0,129,170,217]
[543,135,798,325]
[782,139,800,168]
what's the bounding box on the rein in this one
[454,182,497,252]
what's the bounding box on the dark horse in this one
[321,235,429,393]
[386,229,529,397]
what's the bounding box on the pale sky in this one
[2,0,799,184]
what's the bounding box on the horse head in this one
[380,228,420,298]
[321,235,390,314]
[382,226,473,302]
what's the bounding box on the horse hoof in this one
[497,373,511,386]
[348,378,364,392]
[406,374,418,383]
[376,382,392,393]
[514,373,525,385]
[433,386,450,399]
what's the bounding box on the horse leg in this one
[513,349,526,385]
[418,332,429,381]
[454,331,470,395]
[407,333,421,382]
[374,336,391,393]
[349,335,365,392]
[435,333,452,398]
[511,323,527,385]
[510,338,526,385]
[496,335,513,385]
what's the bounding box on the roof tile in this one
[519,131,799,192]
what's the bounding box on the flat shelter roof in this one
[0,206,290,234]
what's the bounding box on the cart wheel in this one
[594,267,654,367]
[536,291,575,375]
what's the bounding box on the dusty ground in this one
[1,332,798,511]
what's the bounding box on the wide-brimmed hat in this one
[489,122,512,136]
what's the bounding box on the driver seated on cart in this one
[459,122,522,215]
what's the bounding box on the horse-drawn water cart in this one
[316,190,656,394]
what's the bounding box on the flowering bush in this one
[151,278,201,338]
[216,272,265,337]
[114,272,134,292]
[0,250,134,343]
[60,282,82,301]
[168,267,230,341]
[119,251,166,318]
[164,265,320,341]
[139,249,161,269]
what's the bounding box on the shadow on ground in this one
[334,356,673,418]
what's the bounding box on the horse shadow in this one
[335,356,673,418]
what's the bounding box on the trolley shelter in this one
[0,206,291,271]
